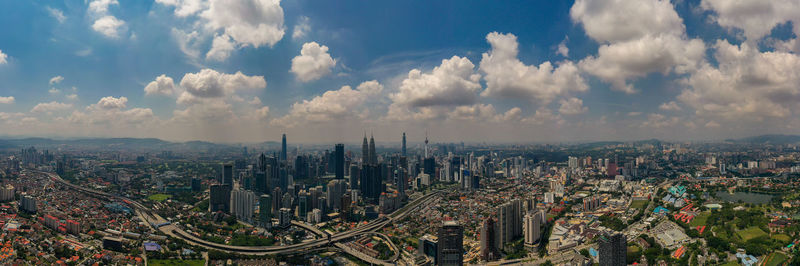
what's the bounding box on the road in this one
[45,170,439,262]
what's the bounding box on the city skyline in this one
[0,0,799,143]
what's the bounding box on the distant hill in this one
[729,134,800,144]
[0,137,235,151]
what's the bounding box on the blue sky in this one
[0,0,799,143]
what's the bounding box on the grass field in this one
[764,252,789,266]
[688,212,710,227]
[148,259,205,266]
[148,193,172,202]
[773,234,792,243]
[630,200,648,209]
[720,262,739,266]
[736,226,768,241]
[627,245,641,254]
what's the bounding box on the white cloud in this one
[273,80,382,127]
[0,96,14,104]
[88,0,126,39]
[0,49,7,64]
[701,0,800,41]
[95,96,127,109]
[447,104,522,122]
[704,121,720,128]
[479,32,587,104]
[46,6,66,23]
[156,0,206,17]
[49,76,64,85]
[659,101,681,111]
[31,101,72,113]
[66,94,79,101]
[49,88,60,94]
[558,97,587,115]
[521,108,565,125]
[144,74,177,96]
[200,0,284,54]
[678,40,800,120]
[571,0,705,93]
[178,69,266,100]
[206,34,236,61]
[641,113,679,128]
[290,42,336,82]
[171,28,202,59]
[391,56,481,108]
[556,36,569,57]
[92,15,126,39]
[292,16,311,40]
[75,48,92,57]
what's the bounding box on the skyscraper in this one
[280,133,287,161]
[369,134,377,164]
[222,163,233,186]
[480,218,500,261]
[210,184,231,213]
[599,233,626,266]
[231,189,255,223]
[437,220,464,266]
[523,211,541,247]
[360,164,383,203]
[335,144,344,179]
[402,132,407,156]
[327,179,347,210]
[495,199,522,250]
[362,133,369,164]
[259,194,272,228]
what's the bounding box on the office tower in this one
[254,171,267,194]
[294,155,308,180]
[191,177,202,192]
[272,187,282,213]
[402,132,407,156]
[222,164,233,185]
[423,157,436,176]
[335,144,345,179]
[259,194,272,228]
[606,162,617,177]
[369,135,377,164]
[298,192,308,219]
[437,221,464,266]
[599,233,627,266]
[568,156,578,170]
[360,164,383,203]
[362,134,369,164]
[279,160,289,191]
[419,234,439,263]
[396,168,407,198]
[278,208,292,228]
[210,184,232,213]
[327,179,346,210]
[480,218,500,261]
[0,184,14,202]
[280,133,287,161]
[231,189,255,223]
[349,165,360,189]
[495,199,522,249]
[20,195,36,213]
[523,212,541,247]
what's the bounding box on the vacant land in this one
[148,193,172,202]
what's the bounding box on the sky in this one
[0,0,799,144]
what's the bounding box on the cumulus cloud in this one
[558,97,587,115]
[95,96,127,109]
[290,42,336,82]
[479,32,587,104]
[272,80,382,127]
[206,34,236,61]
[178,69,266,100]
[156,0,206,17]
[391,56,481,108]
[521,108,565,125]
[678,40,800,120]
[447,104,522,122]
[0,96,14,104]
[144,74,177,96]
[659,101,681,111]
[571,0,705,93]
[49,76,64,85]
[88,0,126,39]
[0,49,7,64]
[641,113,679,128]
[292,16,310,40]
[701,0,800,42]
[31,101,72,113]
[46,6,66,23]
[556,37,569,57]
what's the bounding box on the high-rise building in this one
[349,165,360,189]
[20,195,36,213]
[402,132,407,156]
[495,199,522,250]
[280,133,287,161]
[523,211,541,247]
[0,184,14,202]
[222,164,233,186]
[210,184,231,213]
[335,144,345,179]
[191,177,202,192]
[259,194,272,228]
[437,220,464,266]
[278,208,292,228]
[480,218,500,261]
[231,189,255,223]
[369,135,377,164]
[599,233,627,266]
[362,134,369,164]
[360,164,383,203]
[327,179,347,210]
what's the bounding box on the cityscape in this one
[2,0,800,266]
